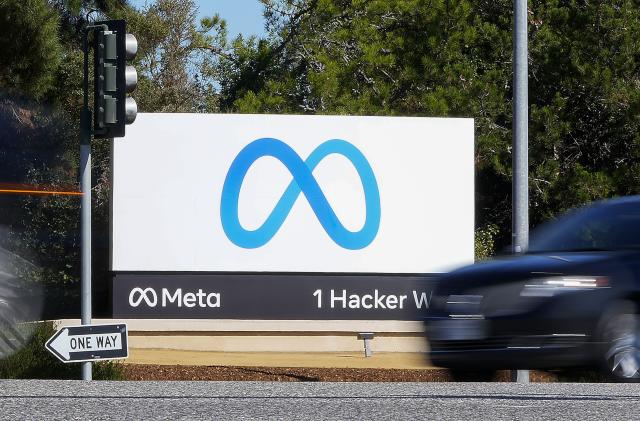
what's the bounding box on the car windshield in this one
[528,200,640,253]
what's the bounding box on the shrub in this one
[475,224,500,261]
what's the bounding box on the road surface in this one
[0,380,637,420]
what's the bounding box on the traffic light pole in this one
[512,0,530,383]
[80,115,91,381]
[80,20,137,381]
[81,27,94,382]
[80,24,105,381]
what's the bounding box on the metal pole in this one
[512,0,530,383]
[81,30,93,381]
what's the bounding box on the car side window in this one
[529,201,640,252]
[571,203,640,250]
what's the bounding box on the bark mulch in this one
[123,364,559,382]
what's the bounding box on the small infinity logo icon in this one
[129,287,158,307]
[221,138,381,250]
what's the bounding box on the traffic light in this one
[93,20,138,139]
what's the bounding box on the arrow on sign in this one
[45,324,128,363]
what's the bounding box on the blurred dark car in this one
[425,196,640,381]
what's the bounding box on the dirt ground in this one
[121,350,585,382]
[123,365,558,382]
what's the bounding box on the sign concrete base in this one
[54,319,428,353]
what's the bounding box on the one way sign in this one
[45,324,128,363]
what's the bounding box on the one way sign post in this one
[45,324,128,363]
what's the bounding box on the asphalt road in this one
[0,380,638,420]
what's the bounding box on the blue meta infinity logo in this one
[220,138,381,250]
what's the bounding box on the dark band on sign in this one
[113,273,438,320]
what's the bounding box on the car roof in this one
[589,195,640,208]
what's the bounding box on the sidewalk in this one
[126,349,434,369]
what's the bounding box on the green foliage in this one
[527,0,640,222]
[0,322,124,380]
[2,0,229,317]
[475,224,499,261]
[4,0,640,283]
[0,0,62,99]
[118,0,226,113]
[0,97,80,295]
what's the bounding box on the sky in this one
[130,0,267,39]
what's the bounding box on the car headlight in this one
[520,276,609,297]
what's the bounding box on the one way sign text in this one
[45,324,128,363]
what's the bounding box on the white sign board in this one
[111,114,474,273]
[45,324,128,363]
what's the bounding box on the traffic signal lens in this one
[125,65,137,93]
[125,97,137,124]
[125,34,138,60]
